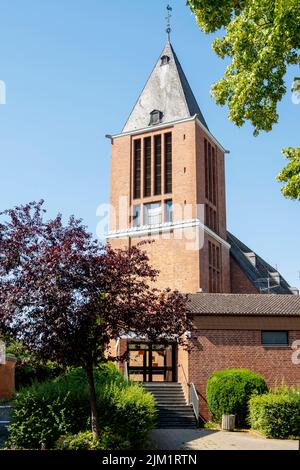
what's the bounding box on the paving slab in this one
[150,429,299,451]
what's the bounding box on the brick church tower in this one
[106,38,295,297]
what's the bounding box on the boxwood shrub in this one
[6,365,155,450]
[206,368,268,427]
[249,388,300,438]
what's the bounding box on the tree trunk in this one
[85,365,99,439]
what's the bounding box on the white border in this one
[105,218,231,249]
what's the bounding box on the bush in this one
[55,430,130,450]
[206,369,268,427]
[6,366,155,449]
[5,340,64,389]
[249,387,300,438]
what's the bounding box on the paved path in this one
[151,429,299,451]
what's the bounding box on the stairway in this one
[0,404,11,447]
[143,383,197,429]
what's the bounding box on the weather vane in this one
[165,5,172,40]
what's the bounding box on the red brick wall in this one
[108,120,230,294]
[189,329,300,421]
[230,257,258,293]
[0,358,16,400]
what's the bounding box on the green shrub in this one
[55,430,130,450]
[249,388,300,438]
[6,366,155,450]
[206,369,268,427]
[5,340,64,389]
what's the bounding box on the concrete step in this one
[0,406,12,422]
[157,424,196,429]
[143,383,197,429]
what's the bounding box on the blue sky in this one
[0,0,299,289]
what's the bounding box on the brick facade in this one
[230,257,259,294]
[0,357,16,400]
[109,118,231,294]
[189,319,300,421]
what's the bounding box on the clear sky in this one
[0,0,299,290]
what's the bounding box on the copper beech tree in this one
[0,201,191,438]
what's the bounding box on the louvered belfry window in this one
[205,138,218,233]
[154,135,162,195]
[144,137,152,197]
[164,133,172,194]
[208,240,221,292]
[133,139,141,199]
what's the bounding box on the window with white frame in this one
[143,202,162,225]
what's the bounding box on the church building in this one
[105,37,300,424]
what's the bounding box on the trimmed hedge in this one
[206,369,268,427]
[249,388,300,438]
[6,365,155,449]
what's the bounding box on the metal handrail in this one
[178,363,188,384]
[189,382,199,426]
[178,363,199,425]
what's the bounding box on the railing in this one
[178,363,188,385]
[178,363,200,425]
[189,382,200,426]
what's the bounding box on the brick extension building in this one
[105,38,300,422]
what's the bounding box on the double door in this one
[128,342,176,382]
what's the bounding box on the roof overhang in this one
[108,115,229,155]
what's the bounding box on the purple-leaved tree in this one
[0,201,192,438]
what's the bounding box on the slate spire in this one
[122,39,208,133]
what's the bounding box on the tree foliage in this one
[0,201,191,436]
[187,0,300,200]
[277,147,300,200]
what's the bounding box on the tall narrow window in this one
[212,147,217,206]
[208,240,221,292]
[164,199,173,223]
[205,139,218,233]
[132,204,141,227]
[133,140,141,199]
[144,137,151,197]
[164,133,172,194]
[205,140,209,200]
[154,135,162,195]
[208,141,212,203]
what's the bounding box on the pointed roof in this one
[122,39,208,133]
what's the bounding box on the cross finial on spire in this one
[165,5,172,41]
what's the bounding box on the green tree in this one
[277,147,300,200]
[187,0,300,200]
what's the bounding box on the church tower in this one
[106,38,231,293]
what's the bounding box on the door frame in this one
[127,341,177,382]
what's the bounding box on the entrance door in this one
[128,342,176,382]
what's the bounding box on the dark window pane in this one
[144,137,151,197]
[205,139,209,200]
[164,133,172,194]
[133,140,141,199]
[262,331,288,346]
[154,135,162,195]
